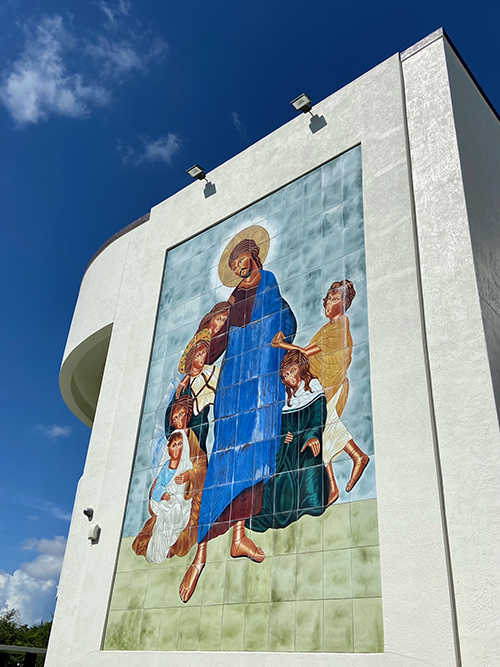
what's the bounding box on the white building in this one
[49,29,500,667]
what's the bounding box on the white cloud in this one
[99,0,130,23]
[14,494,71,522]
[37,424,72,438]
[0,9,167,126]
[86,36,144,76]
[116,138,135,163]
[142,134,182,164]
[0,536,66,624]
[85,33,166,78]
[23,535,67,557]
[118,133,182,166]
[0,16,109,125]
[232,111,248,139]
[0,485,71,522]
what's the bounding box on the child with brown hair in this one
[248,349,329,532]
[272,279,369,505]
[143,430,194,564]
[168,302,231,451]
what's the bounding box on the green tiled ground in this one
[104,498,383,652]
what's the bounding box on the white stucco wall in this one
[50,30,500,667]
[401,32,500,667]
[445,42,500,417]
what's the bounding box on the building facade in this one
[49,29,500,667]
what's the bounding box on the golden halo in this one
[218,225,271,287]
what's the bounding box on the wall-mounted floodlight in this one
[291,93,313,114]
[187,165,207,181]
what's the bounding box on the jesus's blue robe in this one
[197,270,296,542]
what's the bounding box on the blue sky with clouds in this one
[0,0,498,625]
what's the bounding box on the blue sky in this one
[0,0,498,624]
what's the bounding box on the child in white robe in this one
[146,430,193,564]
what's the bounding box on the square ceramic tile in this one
[322,502,351,550]
[295,600,323,651]
[157,608,180,650]
[127,569,148,609]
[323,548,352,599]
[197,605,223,651]
[200,561,227,605]
[297,513,323,553]
[351,546,382,598]
[271,555,297,602]
[115,537,136,572]
[296,551,322,600]
[177,606,202,651]
[351,499,379,547]
[353,597,384,652]
[110,571,131,610]
[269,601,296,651]
[323,599,353,652]
[246,556,272,603]
[143,568,167,609]
[104,609,142,650]
[138,609,161,650]
[272,522,297,555]
[220,603,246,651]
[244,602,270,651]
[224,559,249,604]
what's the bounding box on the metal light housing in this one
[187,164,206,180]
[291,93,312,114]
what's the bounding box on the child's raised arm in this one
[271,331,321,357]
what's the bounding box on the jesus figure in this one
[179,226,297,602]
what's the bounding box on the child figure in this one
[195,301,231,364]
[272,280,369,506]
[166,337,219,453]
[178,301,231,373]
[134,397,207,561]
[248,350,329,532]
[145,430,194,564]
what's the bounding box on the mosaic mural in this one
[104,145,384,653]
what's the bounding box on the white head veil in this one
[146,429,193,564]
[159,428,192,472]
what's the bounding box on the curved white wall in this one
[60,227,146,425]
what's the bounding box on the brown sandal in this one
[230,522,265,562]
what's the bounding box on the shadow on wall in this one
[310,114,327,134]
[204,182,216,198]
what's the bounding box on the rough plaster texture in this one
[402,36,500,666]
[444,43,500,418]
[50,31,500,667]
